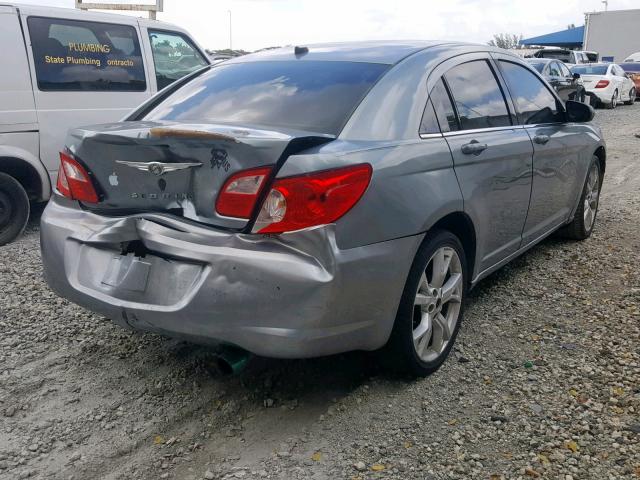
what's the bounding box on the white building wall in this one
[584,9,640,62]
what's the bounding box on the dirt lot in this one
[1,106,639,480]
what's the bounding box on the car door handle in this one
[461,141,488,155]
[533,134,550,145]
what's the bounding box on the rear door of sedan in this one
[493,53,586,245]
[428,53,534,274]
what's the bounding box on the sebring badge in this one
[116,160,202,176]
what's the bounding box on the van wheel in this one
[624,88,635,105]
[385,230,468,377]
[0,172,30,246]
[559,157,601,240]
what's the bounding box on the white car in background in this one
[570,63,636,109]
[624,51,640,62]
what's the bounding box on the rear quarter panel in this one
[279,138,462,250]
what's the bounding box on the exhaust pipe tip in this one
[214,346,251,375]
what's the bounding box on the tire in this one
[579,89,586,103]
[606,90,618,109]
[384,229,468,377]
[0,172,30,246]
[559,157,601,240]
[624,88,635,105]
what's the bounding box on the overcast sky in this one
[15,0,640,51]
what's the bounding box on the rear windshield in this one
[537,51,570,62]
[144,60,389,135]
[528,62,545,73]
[571,65,608,75]
[620,63,640,73]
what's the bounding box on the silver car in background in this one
[40,42,605,376]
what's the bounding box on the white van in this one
[0,3,210,244]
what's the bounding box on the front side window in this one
[27,17,146,91]
[444,60,511,130]
[499,60,563,125]
[148,30,208,90]
[144,60,389,135]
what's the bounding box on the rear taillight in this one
[253,164,372,234]
[595,80,610,88]
[215,166,272,218]
[56,152,99,203]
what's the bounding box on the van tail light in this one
[595,80,610,88]
[253,164,372,234]
[215,166,272,218]
[56,152,99,203]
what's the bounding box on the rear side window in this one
[499,61,562,125]
[548,62,561,77]
[444,60,511,130]
[144,60,389,135]
[27,17,146,91]
[426,78,458,133]
[148,30,208,90]
[419,99,440,135]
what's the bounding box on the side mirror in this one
[572,72,581,80]
[565,100,594,123]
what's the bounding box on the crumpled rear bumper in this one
[40,196,421,358]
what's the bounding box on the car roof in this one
[526,58,553,63]
[225,40,485,65]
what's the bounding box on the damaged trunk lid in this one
[66,121,334,229]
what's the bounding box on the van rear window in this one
[27,17,146,92]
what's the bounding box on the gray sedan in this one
[40,41,605,376]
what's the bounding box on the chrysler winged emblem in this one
[116,160,202,176]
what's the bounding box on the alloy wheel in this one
[412,247,463,362]
[583,162,600,229]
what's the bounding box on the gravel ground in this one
[1,106,639,480]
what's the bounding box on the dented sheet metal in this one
[66,121,334,230]
[40,196,421,358]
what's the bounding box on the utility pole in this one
[602,0,608,11]
[228,10,232,51]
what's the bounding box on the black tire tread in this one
[0,172,30,246]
